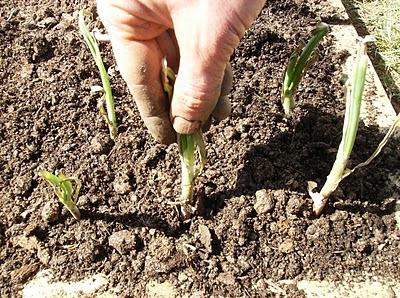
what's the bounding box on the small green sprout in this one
[161,59,206,218]
[39,171,81,220]
[308,36,374,216]
[282,22,330,114]
[78,9,117,140]
[178,131,207,217]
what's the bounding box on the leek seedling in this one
[282,22,330,114]
[39,171,81,220]
[78,9,117,140]
[161,59,206,218]
[308,36,374,216]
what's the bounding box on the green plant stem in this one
[59,177,82,220]
[309,37,369,215]
[178,130,206,217]
[161,59,206,217]
[62,198,81,220]
[290,23,330,92]
[179,134,195,202]
[78,10,117,140]
[282,22,330,114]
[39,171,81,220]
[282,95,296,115]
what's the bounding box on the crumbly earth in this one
[0,0,399,297]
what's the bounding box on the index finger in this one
[110,37,176,144]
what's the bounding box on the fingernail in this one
[172,116,202,134]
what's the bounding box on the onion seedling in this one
[161,59,207,218]
[78,9,117,140]
[282,22,330,114]
[308,36,374,216]
[39,171,81,220]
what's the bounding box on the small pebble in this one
[37,248,51,265]
[76,195,89,207]
[113,174,131,195]
[278,239,295,254]
[330,210,348,222]
[224,127,238,140]
[90,133,110,154]
[178,272,188,282]
[217,272,236,286]
[286,196,303,216]
[12,174,32,196]
[254,189,274,215]
[109,230,138,255]
[41,200,59,222]
[198,224,213,253]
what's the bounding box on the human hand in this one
[97,0,266,144]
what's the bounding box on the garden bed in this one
[0,0,399,297]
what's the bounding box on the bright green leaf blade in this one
[78,9,117,139]
[343,44,368,154]
[281,22,330,114]
[39,171,62,187]
[289,22,330,94]
[39,171,81,220]
[282,52,299,97]
[310,36,372,216]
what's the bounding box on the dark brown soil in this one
[1,0,399,297]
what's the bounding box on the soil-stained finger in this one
[212,95,231,121]
[109,37,176,144]
[156,29,180,73]
[212,63,233,121]
[220,63,233,96]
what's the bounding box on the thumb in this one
[170,55,226,134]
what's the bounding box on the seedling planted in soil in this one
[161,59,207,219]
[282,22,330,114]
[78,9,117,140]
[308,36,374,215]
[39,171,81,220]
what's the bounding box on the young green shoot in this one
[308,36,374,216]
[161,59,207,218]
[39,171,81,220]
[78,9,117,140]
[282,22,330,114]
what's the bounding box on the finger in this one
[155,29,180,73]
[212,63,233,121]
[170,47,227,134]
[212,96,231,121]
[109,37,176,144]
[220,62,233,96]
[170,0,254,135]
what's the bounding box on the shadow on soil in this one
[77,107,399,235]
[81,210,188,237]
[206,106,400,217]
